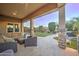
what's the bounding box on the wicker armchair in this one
[24,36,37,47]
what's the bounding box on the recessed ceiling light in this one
[12,12,16,16]
[12,11,17,16]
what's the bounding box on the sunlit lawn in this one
[35,32,52,37]
[67,39,77,49]
[54,37,77,50]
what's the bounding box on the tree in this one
[48,22,56,32]
[35,27,39,32]
[73,17,79,34]
[66,20,74,31]
[24,27,30,33]
[38,26,45,32]
[66,17,79,35]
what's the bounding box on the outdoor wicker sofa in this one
[0,35,17,53]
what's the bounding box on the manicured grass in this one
[35,32,51,37]
[67,39,77,49]
[54,37,77,50]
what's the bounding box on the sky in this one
[24,3,79,27]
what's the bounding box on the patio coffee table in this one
[14,38,25,44]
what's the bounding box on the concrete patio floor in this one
[15,35,78,56]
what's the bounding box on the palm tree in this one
[73,17,79,35]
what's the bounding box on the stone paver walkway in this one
[15,34,78,56]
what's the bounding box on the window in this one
[7,23,13,32]
[7,23,20,33]
[14,24,19,32]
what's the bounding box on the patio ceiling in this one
[0,3,64,20]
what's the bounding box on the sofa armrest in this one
[0,42,17,53]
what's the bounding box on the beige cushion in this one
[0,35,5,43]
[5,38,15,42]
[2,35,15,42]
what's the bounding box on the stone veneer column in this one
[21,20,24,37]
[58,5,66,49]
[22,22,25,37]
[21,22,24,33]
[30,19,35,37]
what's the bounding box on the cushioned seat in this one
[0,42,17,53]
[2,35,15,42]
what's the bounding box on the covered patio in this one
[15,34,77,56]
[0,3,78,56]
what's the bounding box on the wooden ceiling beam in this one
[22,3,57,20]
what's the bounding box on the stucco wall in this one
[0,17,22,38]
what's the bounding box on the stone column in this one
[22,22,25,37]
[30,19,35,37]
[21,20,24,35]
[21,22,24,33]
[58,5,66,49]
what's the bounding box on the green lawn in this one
[54,37,77,50]
[67,39,77,49]
[35,32,51,37]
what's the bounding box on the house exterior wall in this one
[0,17,22,38]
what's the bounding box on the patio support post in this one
[58,5,66,49]
[21,22,24,33]
[25,19,37,47]
[22,22,24,33]
[30,19,35,37]
[21,20,24,36]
